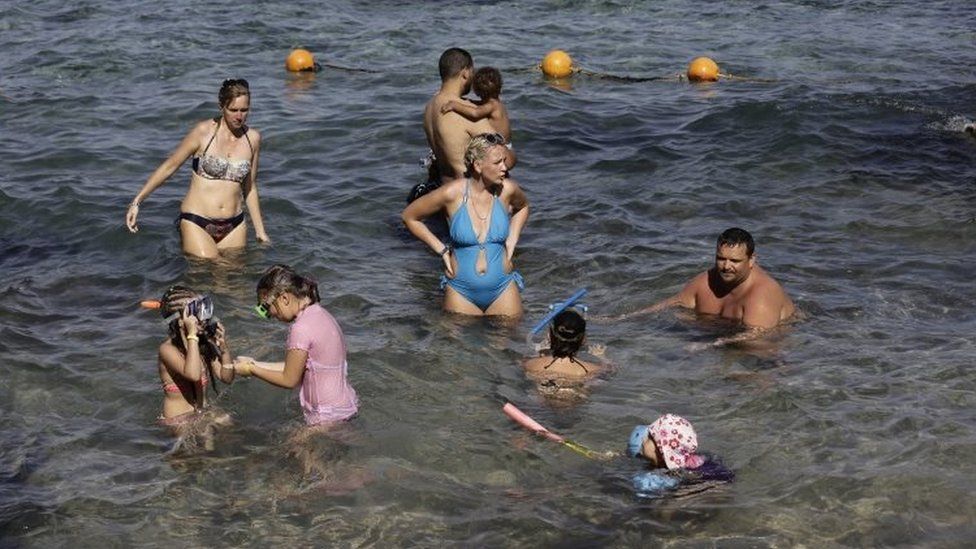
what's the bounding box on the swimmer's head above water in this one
[463,132,508,183]
[628,414,705,470]
[218,78,249,109]
[159,285,219,347]
[715,227,757,287]
[473,67,502,101]
[254,264,320,320]
[549,308,586,359]
[439,47,474,93]
[160,285,207,320]
[215,78,251,132]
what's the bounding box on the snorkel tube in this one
[526,288,588,350]
[502,402,613,460]
[530,288,587,336]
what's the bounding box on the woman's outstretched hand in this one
[125,203,140,233]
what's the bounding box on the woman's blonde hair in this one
[463,132,506,175]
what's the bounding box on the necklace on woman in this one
[471,192,493,221]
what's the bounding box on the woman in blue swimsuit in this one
[402,133,530,316]
[126,79,270,258]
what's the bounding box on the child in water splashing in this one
[523,308,606,400]
[155,286,234,440]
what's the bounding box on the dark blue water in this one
[2,0,976,545]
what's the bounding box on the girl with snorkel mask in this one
[153,286,235,436]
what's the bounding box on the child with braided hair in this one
[155,286,234,435]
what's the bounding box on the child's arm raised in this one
[211,321,235,384]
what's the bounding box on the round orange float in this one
[686,57,719,82]
[286,49,316,72]
[541,50,574,78]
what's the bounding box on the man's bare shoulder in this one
[687,270,711,291]
[751,267,789,296]
[745,267,794,315]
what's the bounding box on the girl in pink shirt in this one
[234,264,358,425]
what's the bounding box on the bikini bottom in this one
[177,211,245,243]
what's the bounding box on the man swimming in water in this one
[624,228,795,346]
[409,48,498,202]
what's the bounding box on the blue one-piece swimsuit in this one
[443,180,524,311]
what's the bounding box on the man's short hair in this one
[439,48,473,81]
[717,227,755,256]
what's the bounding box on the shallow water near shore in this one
[2,0,976,545]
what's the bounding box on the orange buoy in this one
[687,57,720,82]
[541,50,574,79]
[140,300,162,310]
[286,49,316,72]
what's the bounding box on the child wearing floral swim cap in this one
[626,414,734,497]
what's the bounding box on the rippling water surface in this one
[2,0,976,545]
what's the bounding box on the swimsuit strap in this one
[201,118,220,156]
[462,178,470,204]
[202,118,253,158]
[243,129,253,155]
[542,355,589,373]
[571,356,589,373]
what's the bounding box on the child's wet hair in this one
[473,67,502,100]
[160,285,199,319]
[256,264,320,304]
[159,285,219,361]
[549,308,586,358]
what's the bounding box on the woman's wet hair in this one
[218,78,250,108]
[473,67,502,100]
[256,264,320,305]
[463,132,506,177]
[549,308,586,358]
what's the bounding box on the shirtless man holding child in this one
[409,48,512,202]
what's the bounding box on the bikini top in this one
[162,368,209,394]
[192,119,253,184]
[449,179,510,248]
